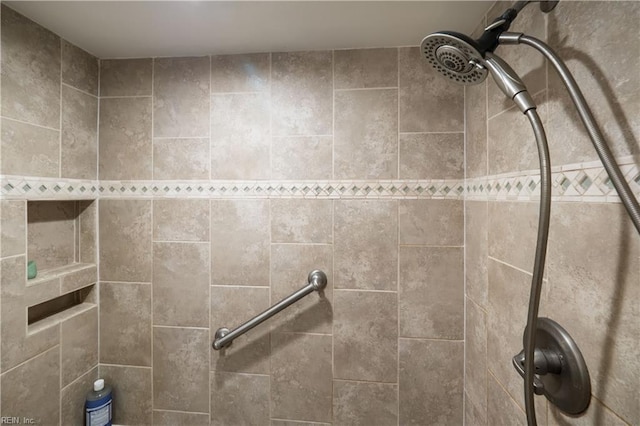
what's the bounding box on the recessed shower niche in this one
[26,200,97,332]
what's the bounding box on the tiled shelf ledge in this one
[27,263,97,294]
[28,302,96,335]
[25,263,97,335]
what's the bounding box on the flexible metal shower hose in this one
[523,109,552,426]
[518,34,640,234]
[501,33,640,426]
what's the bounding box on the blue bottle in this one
[85,379,113,426]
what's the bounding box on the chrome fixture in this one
[212,270,327,350]
[420,1,639,425]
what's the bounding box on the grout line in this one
[58,40,63,426]
[99,95,152,99]
[210,284,269,289]
[0,344,61,376]
[152,324,209,331]
[333,378,400,386]
[462,69,468,425]
[333,288,397,294]
[487,256,534,277]
[152,240,210,245]
[153,408,210,415]
[61,82,99,99]
[398,336,465,343]
[60,363,98,392]
[150,56,156,413]
[0,117,62,133]
[399,130,465,135]
[334,86,398,92]
[99,362,152,369]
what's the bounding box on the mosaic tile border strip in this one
[466,157,640,203]
[2,157,638,202]
[1,176,100,200]
[1,176,464,200]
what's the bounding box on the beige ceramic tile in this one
[334,48,398,89]
[465,392,487,426]
[270,244,333,334]
[154,410,210,425]
[271,136,333,180]
[399,246,463,339]
[99,282,151,366]
[486,374,526,426]
[399,46,464,132]
[333,380,398,426]
[27,201,76,271]
[1,200,26,257]
[465,81,488,178]
[211,372,270,426]
[487,258,548,416]
[487,201,539,274]
[399,132,463,179]
[334,88,398,179]
[154,56,210,138]
[99,365,152,425]
[153,326,209,413]
[99,58,152,97]
[271,199,332,244]
[465,297,487,419]
[61,306,98,387]
[61,85,98,179]
[1,5,60,128]
[465,200,488,309]
[210,200,270,286]
[271,333,332,423]
[488,91,546,175]
[153,199,210,242]
[546,2,640,164]
[99,97,152,180]
[486,1,546,118]
[1,255,60,371]
[271,51,332,136]
[210,286,270,374]
[1,118,59,177]
[153,137,210,180]
[211,53,270,93]
[334,290,397,382]
[61,367,99,426]
[0,346,60,424]
[399,199,463,246]
[78,200,97,264]
[99,199,152,282]
[546,202,639,424]
[210,93,270,179]
[549,396,628,426]
[399,338,463,425]
[61,39,98,95]
[153,242,210,327]
[334,200,397,290]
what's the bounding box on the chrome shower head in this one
[420,31,488,85]
[421,31,536,113]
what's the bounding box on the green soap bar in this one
[27,260,37,280]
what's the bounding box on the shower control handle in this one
[512,350,547,395]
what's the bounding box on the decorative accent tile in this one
[2,156,638,202]
[1,176,99,200]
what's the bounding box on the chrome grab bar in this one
[212,270,328,350]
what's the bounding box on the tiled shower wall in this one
[464,2,639,425]
[0,4,100,425]
[95,36,467,426]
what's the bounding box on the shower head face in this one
[420,31,488,85]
